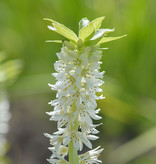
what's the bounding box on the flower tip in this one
[43,18,51,22]
[120,34,128,39]
[46,158,50,162]
[48,83,52,87]
[45,111,50,115]
[100,16,105,21]
[47,25,56,31]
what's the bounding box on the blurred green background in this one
[0,0,156,164]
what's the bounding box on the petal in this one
[63,135,71,146]
[87,134,99,140]
[80,134,92,149]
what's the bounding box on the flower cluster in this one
[44,16,125,164]
[0,94,10,156]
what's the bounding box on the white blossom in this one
[79,146,104,164]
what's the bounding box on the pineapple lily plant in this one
[44,16,125,164]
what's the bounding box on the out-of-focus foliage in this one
[0,142,11,164]
[0,51,21,164]
[0,0,156,164]
[0,51,22,87]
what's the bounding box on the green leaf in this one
[79,21,95,41]
[63,41,75,50]
[44,18,78,44]
[78,16,105,42]
[98,48,108,50]
[98,34,127,44]
[77,38,83,49]
[43,18,59,24]
[92,16,105,31]
[85,35,103,46]
[52,23,78,43]
[45,40,62,43]
[85,28,114,46]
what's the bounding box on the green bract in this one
[44,16,126,48]
[98,35,127,44]
[78,16,105,42]
[44,18,78,44]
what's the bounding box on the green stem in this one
[69,141,79,164]
[69,101,79,164]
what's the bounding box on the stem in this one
[69,141,79,164]
[69,101,79,164]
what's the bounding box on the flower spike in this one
[44,16,125,164]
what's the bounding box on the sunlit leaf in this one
[98,35,127,44]
[53,23,78,43]
[45,40,62,43]
[44,18,78,43]
[79,21,95,41]
[85,28,114,46]
[78,16,105,42]
[98,48,108,50]
[92,16,105,31]
[43,18,59,24]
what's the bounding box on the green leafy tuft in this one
[44,17,126,47]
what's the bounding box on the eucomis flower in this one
[44,16,126,164]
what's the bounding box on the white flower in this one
[49,145,68,158]
[63,131,95,151]
[47,158,68,164]
[79,146,104,164]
